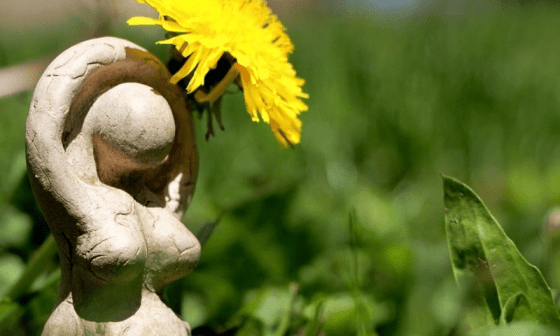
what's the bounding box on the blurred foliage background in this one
[2,0,560,335]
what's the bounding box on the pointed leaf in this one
[444,176,500,328]
[443,175,560,327]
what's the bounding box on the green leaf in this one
[500,293,534,325]
[443,175,560,328]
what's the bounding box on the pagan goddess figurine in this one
[27,0,308,334]
[26,37,200,335]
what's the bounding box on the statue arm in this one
[26,37,143,222]
[27,37,198,223]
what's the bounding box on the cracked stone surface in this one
[26,37,200,336]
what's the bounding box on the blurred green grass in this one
[2,4,560,335]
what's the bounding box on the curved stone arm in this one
[27,37,200,336]
[27,37,198,222]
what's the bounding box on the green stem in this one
[5,234,57,302]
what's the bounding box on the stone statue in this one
[26,37,201,335]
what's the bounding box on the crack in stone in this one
[72,61,106,80]
[114,204,134,227]
[86,236,111,255]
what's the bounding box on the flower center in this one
[194,53,240,104]
[194,62,240,103]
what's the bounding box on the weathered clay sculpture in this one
[26,37,200,335]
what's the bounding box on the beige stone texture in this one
[26,37,200,336]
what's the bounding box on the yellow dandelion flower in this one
[127,0,309,147]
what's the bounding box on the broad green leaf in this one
[443,175,560,328]
[443,176,499,329]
